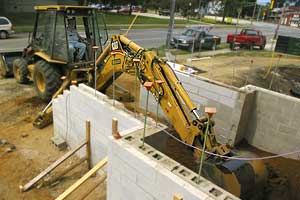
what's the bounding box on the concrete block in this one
[120,176,155,200]
[197,88,219,102]
[206,84,235,99]
[218,96,236,108]
[278,123,298,136]
[51,135,67,151]
[110,140,158,182]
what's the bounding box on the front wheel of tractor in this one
[33,60,62,101]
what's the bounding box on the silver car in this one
[0,17,15,39]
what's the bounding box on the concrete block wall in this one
[244,85,300,159]
[107,128,239,200]
[53,84,143,166]
[52,84,239,200]
[140,71,249,146]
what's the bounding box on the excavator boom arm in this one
[95,35,217,148]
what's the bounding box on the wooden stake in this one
[20,141,86,192]
[112,118,118,135]
[55,156,108,200]
[112,118,121,139]
[86,120,92,169]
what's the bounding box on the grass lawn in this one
[6,12,200,33]
[151,42,230,57]
[215,50,300,59]
[189,17,247,28]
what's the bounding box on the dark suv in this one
[170,28,221,51]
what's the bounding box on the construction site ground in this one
[1,52,300,199]
[0,79,106,200]
[179,52,300,96]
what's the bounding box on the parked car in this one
[117,7,131,14]
[117,6,141,14]
[158,9,170,16]
[0,17,14,39]
[227,29,266,50]
[170,28,221,51]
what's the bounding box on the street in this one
[1,21,299,52]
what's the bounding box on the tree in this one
[221,0,259,23]
[145,0,160,13]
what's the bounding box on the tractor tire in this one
[33,60,62,101]
[0,54,9,77]
[13,58,29,84]
[0,31,8,39]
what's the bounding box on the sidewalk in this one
[170,48,232,61]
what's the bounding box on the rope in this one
[152,125,300,161]
[263,50,276,79]
[125,12,140,36]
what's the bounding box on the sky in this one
[257,0,271,5]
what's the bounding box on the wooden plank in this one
[43,157,87,186]
[86,120,92,169]
[76,173,107,200]
[55,156,108,200]
[20,141,86,192]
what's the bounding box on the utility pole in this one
[198,0,202,19]
[80,0,88,6]
[274,3,286,41]
[166,0,176,48]
[251,0,257,25]
[257,5,261,22]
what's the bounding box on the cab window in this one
[245,30,258,36]
[33,10,56,56]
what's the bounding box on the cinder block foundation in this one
[53,84,143,165]
[107,127,239,200]
[52,84,239,200]
[243,85,300,159]
[140,70,300,159]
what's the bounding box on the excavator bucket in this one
[32,100,53,129]
[32,77,71,129]
[202,156,267,199]
[33,111,53,129]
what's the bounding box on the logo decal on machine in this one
[111,41,119,51]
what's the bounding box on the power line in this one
[153,125,300,161]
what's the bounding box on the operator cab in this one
[31,5,108,64]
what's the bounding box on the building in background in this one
[270,6,300,27]
[286,0,300,6]
[282,6,300,27]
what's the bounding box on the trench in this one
[145,129,300,200]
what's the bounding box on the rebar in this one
[94,48,97,96]
[142,90,150,147]
[112,54,115,106]
[197,116,210,183]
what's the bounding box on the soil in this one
[180,55,300,97]
[0,78,106,200]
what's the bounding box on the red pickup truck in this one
[227,29,266,50]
